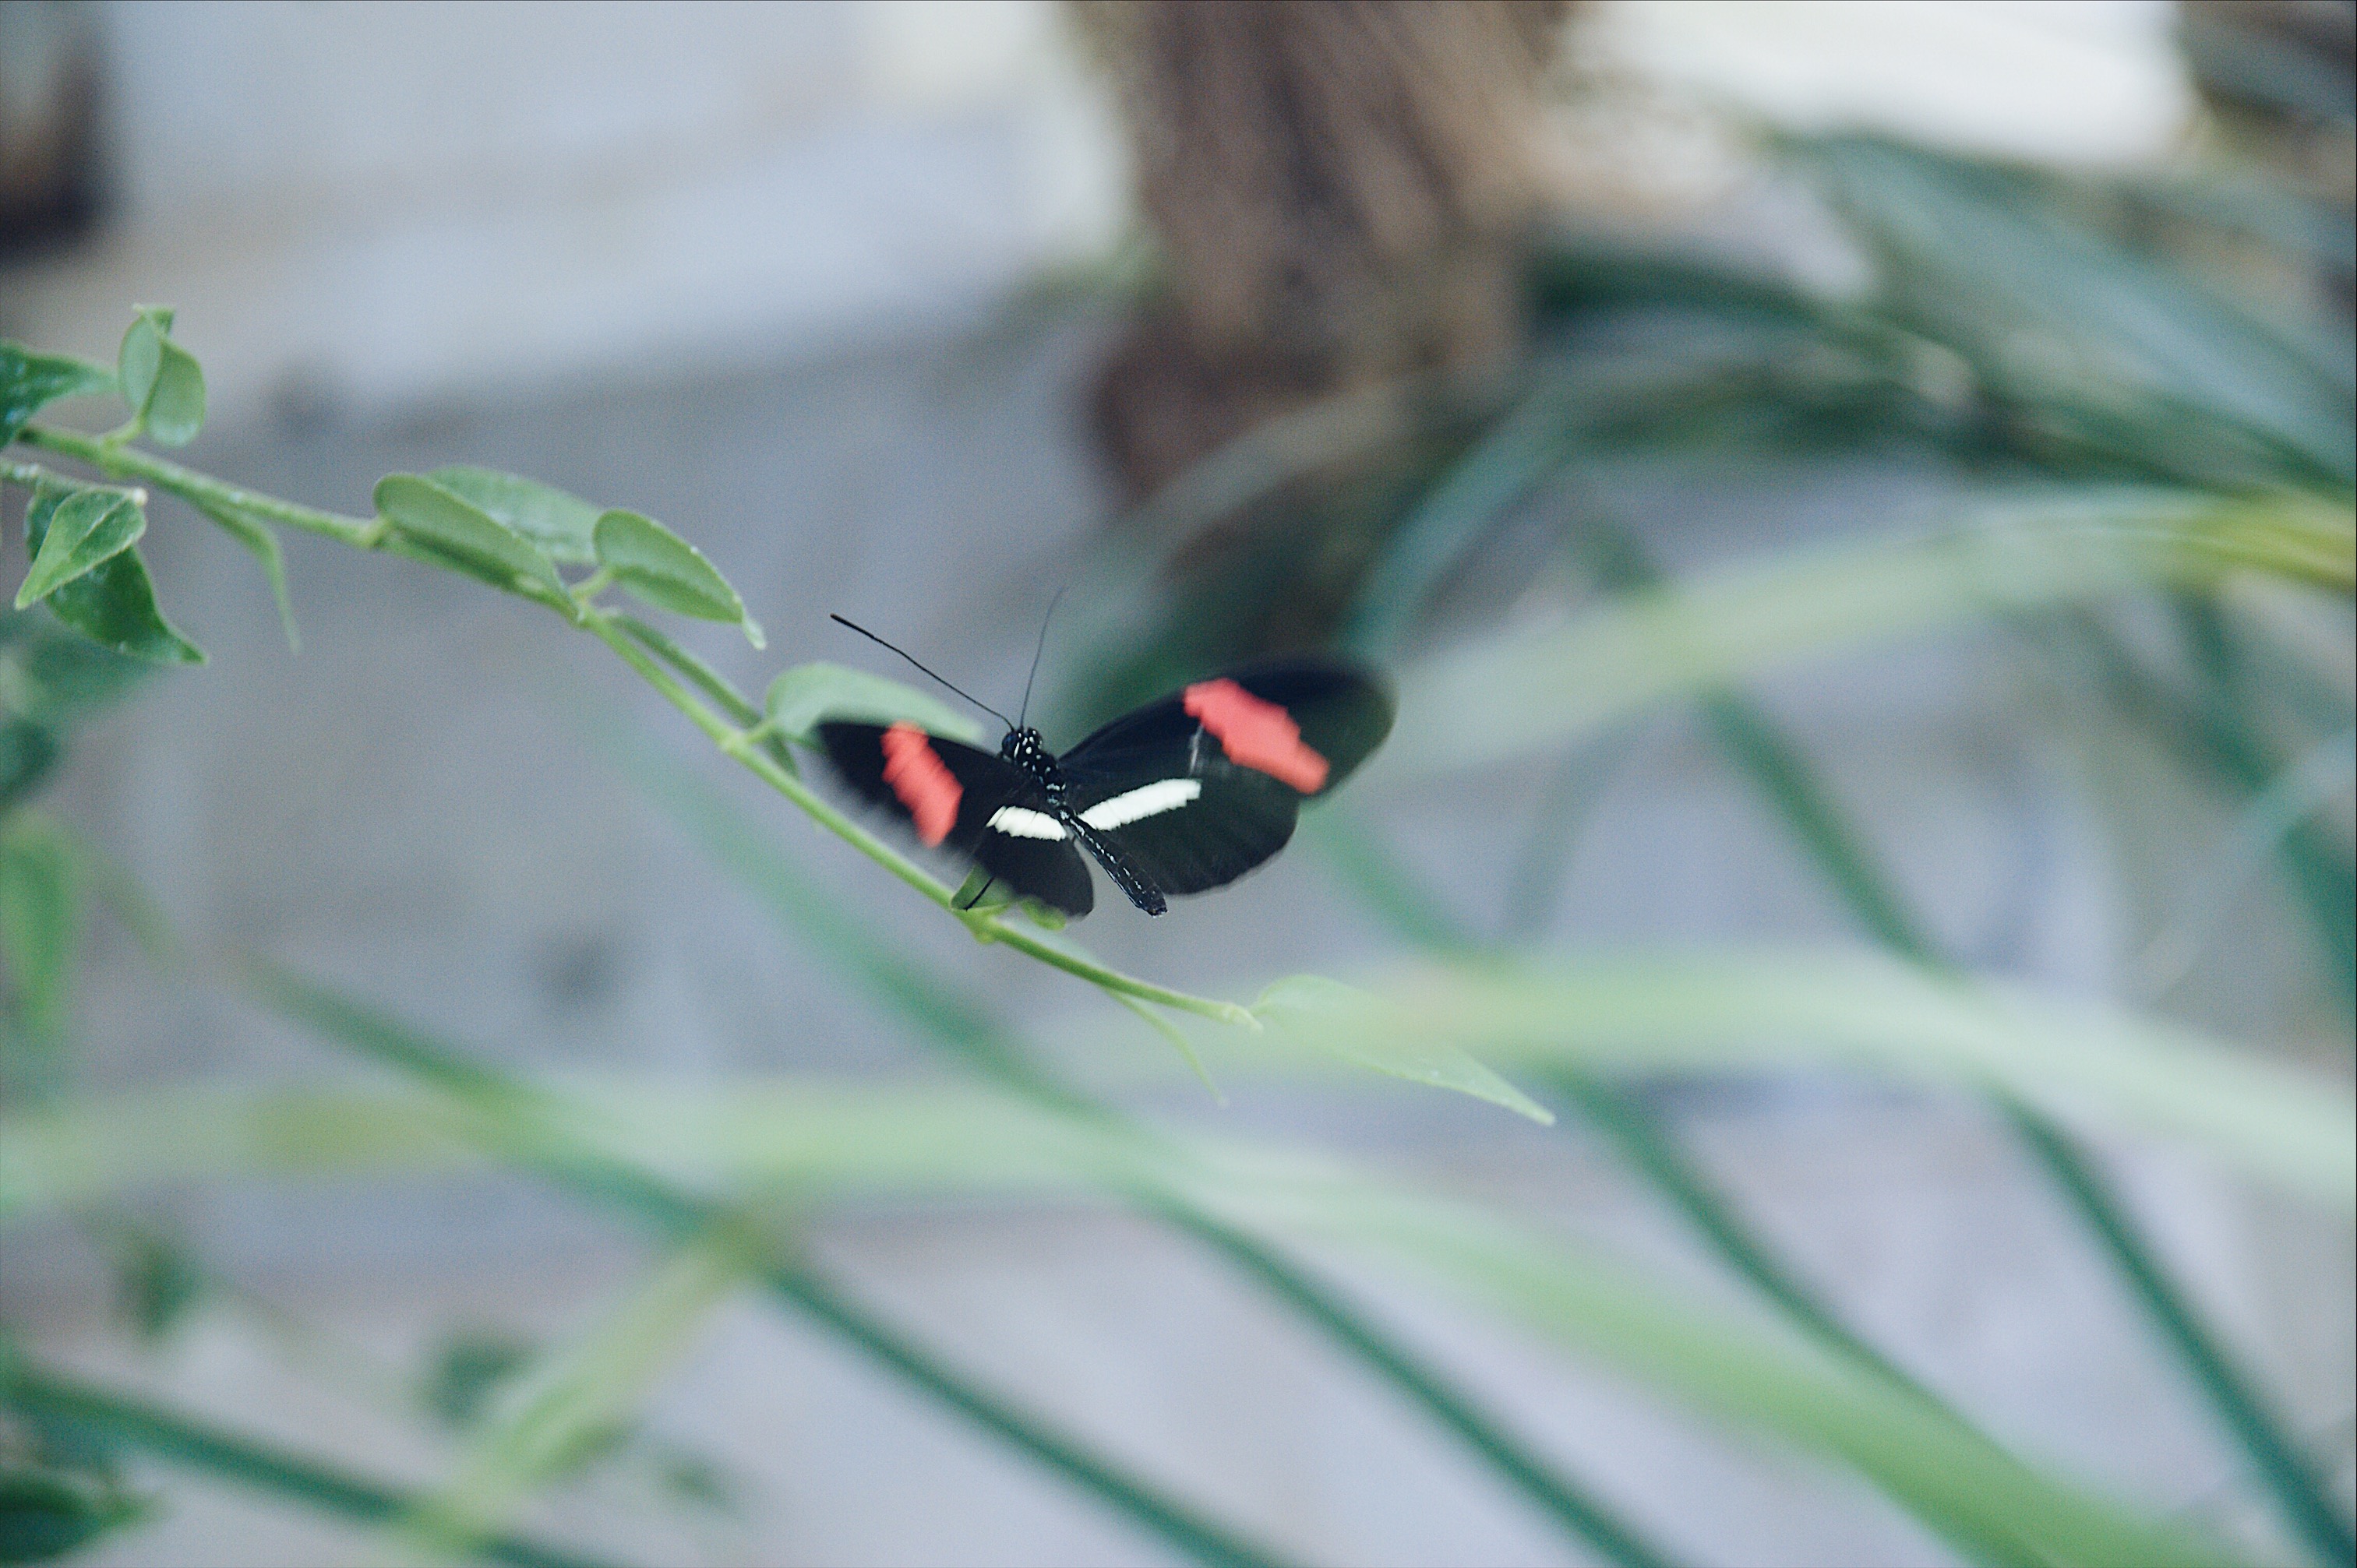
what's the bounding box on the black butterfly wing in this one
[1059,657,1394,900]
[815,721,1095,917]
[970,819,1096,918]
[1061,658,1395,799]
[1066,763,1300,900]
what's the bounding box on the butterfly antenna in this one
[829,615,1015,729]
[1017,586,1068,730]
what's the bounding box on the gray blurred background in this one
[2,4,2349,1565]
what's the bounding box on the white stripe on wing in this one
[986,805,1068,840]
[1078,779,1201,830]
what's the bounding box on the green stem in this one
[12,422,1515,1558]
[17,423,1259,1030]
[583,608,1251,1025]
[568,565,616,610]
[757,1260,1290,1568]
[2060,611,2355,1002]
[0,459,147,505]
[2003,1102,2357,1568]
[16,422,378,546]
[2,1362,622,1568]
[23,381,1683,1563]
[1544,1071,1949,1410]
[609,614,764,727]
[1698,679,2356,1568]
[241,960,1300,1568]
[1311,807,2034,1568]
[1159,1203,1683,1568]
[616,741,1687,1568]
[1565,513,2352,1564]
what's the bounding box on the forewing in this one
[817,721,1004,851]
[1071,765,1300,898]
[1062,657,1394,799]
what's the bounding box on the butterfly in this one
[815,616,1393,918]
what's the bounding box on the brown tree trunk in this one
[1081,0,1566,503]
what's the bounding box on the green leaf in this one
[3,1363,614,1568]
[428,467,602,565]
[591,509,762,647]
[115,306,171,411]
[22,488,202,666]
[649,1448,740,1517]
[0,721,60,816]
[949,865,1013,913]
[401,1232,751,1561]
[1111,990,1222,1100]
[1809,137,2354,491]
[0,1463,143,1563]
[186,496,298,652]
[764,661,984,746]
[0,608,153,724]
[1274,953,2355,1210]
[115,307,205,447]
[16,489,145,609]
[0,344,115,449]
[373,474,566,603]
[1251,974,1554,1124]
[0,1074,2247,1568]
[0,816,80,1041]
[1393,493,2357,776]
[113,1229,203,1343]
[425,1331,537,1430]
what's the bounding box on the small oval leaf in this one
[1252,973,1554,1123]
[24,488,203,665]
[16,489,146,608]
[116,307,171,414]
[764,661,985,746]
[592,509,760,645]
[115,306,204,446]
[374,474,566,601]
[142,340,206,447]
[1,343,116,448]
[428,467,601,564]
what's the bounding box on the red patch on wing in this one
[1184,678,1328,793]
[880,722,962,846]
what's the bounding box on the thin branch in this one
[11,422,1254,1029]
[16,424,379,547]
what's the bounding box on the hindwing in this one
[814,721,1094,916]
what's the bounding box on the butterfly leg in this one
[955,873,999,912]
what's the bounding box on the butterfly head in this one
[999,726,1060,786]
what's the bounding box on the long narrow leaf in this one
[1393,493,2355,775]
[1257,952,2354,1210]
[597,720,1675,1566]
[400,1228,753,1562]
[237,962,1300,1568]
[0,1073,2248,1568]
[1,1362,619,1568]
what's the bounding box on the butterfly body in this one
[817,658,1393,918]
